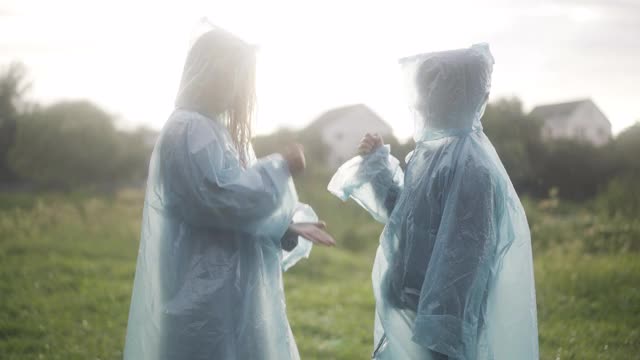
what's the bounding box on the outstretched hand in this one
[358,133,384,155]
[287,222,336,247]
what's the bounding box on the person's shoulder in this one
[453,144,498,190]
[175,111,231,151]
[169,109,213,130]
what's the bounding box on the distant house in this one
[305,104,393,169]
[530,99,611,146]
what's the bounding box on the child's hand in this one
[358,133,384,155]
[287,222,336,247]
[281,143,306,176]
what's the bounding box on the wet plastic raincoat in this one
[124,29,313,360]
[329,44,539,359]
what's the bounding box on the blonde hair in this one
[175,29,256,166]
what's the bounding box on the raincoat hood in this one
[399,43,494,142]
[174,28,256,117]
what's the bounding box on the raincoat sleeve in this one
[412,165,497,359]
[171,117,298,232]
[328,145,404,223]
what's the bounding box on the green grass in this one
[535,252,640,359]
[0,189,639,359]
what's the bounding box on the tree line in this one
[0,63,154,190]
[254,99,639,211]
[1,62,638,213]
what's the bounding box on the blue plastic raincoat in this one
[123,29,314,358]
[124,29,317,360]
[329,44,539,359]
[123,109,314,360]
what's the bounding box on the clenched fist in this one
[281,143,306,176]
[358,133,384,155]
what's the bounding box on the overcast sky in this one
[1,0,638,139]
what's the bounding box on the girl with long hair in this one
[124,27,334,360]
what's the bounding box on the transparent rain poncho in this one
[124,29,313,360]
[329,44,539,359]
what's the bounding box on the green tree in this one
[613,121,640,175]
[539,139,614,200]
[596,121,640,218]
[0,62,30,181]
[482,98,544,194]
[9,101,152,189]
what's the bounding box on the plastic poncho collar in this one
[328,44,539,360]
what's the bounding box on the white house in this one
[529,99,611,146]
[306,104,393,169]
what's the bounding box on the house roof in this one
[305,104,392,133]
[529,99,592,121]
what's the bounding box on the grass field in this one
[0,184,639,359]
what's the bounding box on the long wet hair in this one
[175,29,256,166]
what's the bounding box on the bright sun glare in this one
[3,0,638,138]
